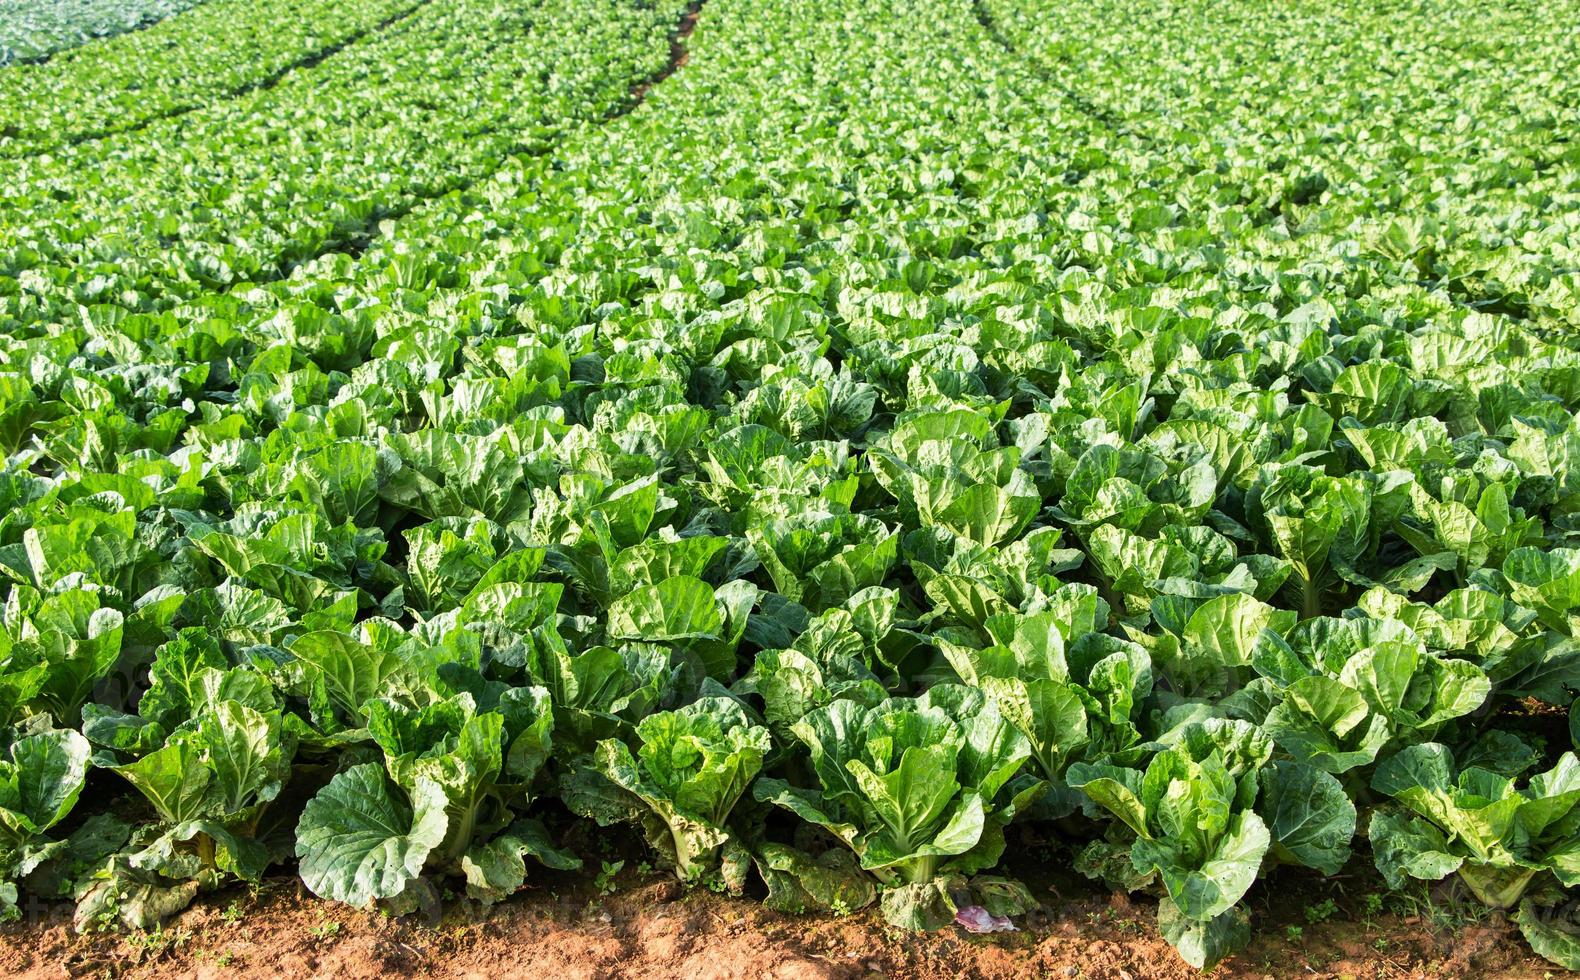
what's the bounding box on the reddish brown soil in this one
[0,859,1552,980]
[627,1,701,107]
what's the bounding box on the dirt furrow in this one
[325,1,706,266]
[0,0,438,158]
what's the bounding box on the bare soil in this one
[0,854,1554,980]
[626,0,701,107]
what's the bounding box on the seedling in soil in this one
[596,860,626,896]
[309,920,342,941]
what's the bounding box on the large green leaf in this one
[295,764,448,908]
[0,730,92,844]
[1257,760,1355,875]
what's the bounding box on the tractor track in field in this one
[1,2,200,70]
[625,0,704,112]
[968,0,1152,145]
[969,0,1558,337]
[2,0,705,311]
[0,0,437,159]
[321,0,706,265]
